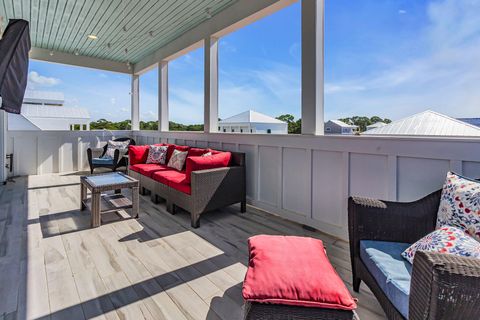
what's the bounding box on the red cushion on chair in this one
[151,170,191,194]
[129,164,172,178]
[185,152,232,183]
[242,235,357,311]
[128,145,149,165]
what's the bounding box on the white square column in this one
[301,0,325,135]
[158,61,169,132]
[131,74,140,131]
[204,37,219,133]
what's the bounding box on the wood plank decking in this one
[0,173,387,320]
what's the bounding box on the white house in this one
[324,120,359,135]
[363,110,480,136]
[366,121,387,130]
[8,91,90,131]
[218,110,288,134]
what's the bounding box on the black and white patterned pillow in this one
[103,140,129,159]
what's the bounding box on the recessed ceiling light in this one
[87,34,98,40]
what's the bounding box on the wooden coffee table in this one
[80,172,139,227]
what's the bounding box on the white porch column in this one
[158,61,169,131]
[204,37,219,133]
[131,74,140,131]
[301,0,325,135]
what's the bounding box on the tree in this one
[276,114,301,134]
[338,116,392,132]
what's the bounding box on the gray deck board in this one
[0,173,386,320]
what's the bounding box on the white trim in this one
[158,61,169,131]
[0,109,6,183]
[301,0,324,135]
[30,47,132,74]
[131,75,140,130]
[204,37,219,133]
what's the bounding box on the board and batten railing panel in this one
[6,130,132,176]
[133,131,480,239]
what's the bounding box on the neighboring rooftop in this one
[328,119,358,128]
[367,122,387,130]
[219,110,286,124]
[23,91,65,106]
[363,110,480,137]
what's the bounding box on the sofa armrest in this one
[409,251,480,320]
[348,190,441,245]
[191,166,246,211]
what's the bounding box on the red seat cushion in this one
[128,145,149,165]
[185,152,232,183]
[242,235,357,311]
[129,163,172,178]
[151,170,191,194]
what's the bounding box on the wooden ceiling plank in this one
[46,0,67,48]
[60,0,92,51]
[74,0,123,56]
[30,0,40,45]
[22,0,30,19]
[35,0,49,47]
[106,0,193,62]
[2,0,14,18]
[128,0,222,63]
[12,0,22,17]
[56,0,84,51]
[41,0,59,47]
[81,0,138,57]
[65,0,108,53]
[88,0,166,59]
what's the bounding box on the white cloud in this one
[27,71,60,88]
[398,9,407,14]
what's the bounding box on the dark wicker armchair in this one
[87,137,135,174]
[348,191,480,320]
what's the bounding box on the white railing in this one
[7,129,480,239]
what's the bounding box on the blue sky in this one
[27,0,480,124]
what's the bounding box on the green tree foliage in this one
[276,114,301,134]
[89,119,203,131]
[338,116,392,132]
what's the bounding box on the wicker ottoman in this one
[243,235,357,320]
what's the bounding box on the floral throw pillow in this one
[146,145,168,164]
[402,226,480,264]
[167,149,188,171]
[436,172,480,242]
[103,140,129,159]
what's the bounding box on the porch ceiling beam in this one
[134,0,296,74]
[29,47,132,74]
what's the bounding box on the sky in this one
[27,0,480,124]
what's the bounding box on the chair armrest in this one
[87,147,105,158]
[409,251,480,320]
[191,166,246,211]
[348,190,441,244]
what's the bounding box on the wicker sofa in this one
[128,144,246,228]
[348,190,480,320]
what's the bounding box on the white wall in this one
[6,129,480,240]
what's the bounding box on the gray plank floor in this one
[0,172,387,320]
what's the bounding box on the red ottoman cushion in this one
[242,235,356,311]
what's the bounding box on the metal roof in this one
[24,91,64,105]
[364,110,480,137]
[21,104,90,119]
[328,120,358,128]
[219,110,286,124]
[0,0,237,64]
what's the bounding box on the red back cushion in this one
[188,147,209,158]
[185,152,232,183]
[242,235,357,311]
[128,145,149,165]
[166,144,190,163]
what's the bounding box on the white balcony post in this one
[131,74,140,131]
[158,61,169,131]
[204,36,219,133]
[301,0,325,135]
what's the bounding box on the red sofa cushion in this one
[242,235,357,311]
[166,144,190,163]
[187,147,209,158]
[129,163,172,178]
[151,170,191,195]
[185,152,232,183]
[128,145,149,165]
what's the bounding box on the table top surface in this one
[82,172,137,189]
